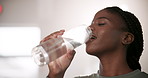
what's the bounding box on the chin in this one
[86,47,98,56]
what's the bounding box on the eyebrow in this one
[96,17,111,21]
[92,16,111,24]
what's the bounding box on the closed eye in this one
[98,23,106,26]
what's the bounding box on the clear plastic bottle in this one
[31,26,92,66]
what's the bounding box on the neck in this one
[98,49,133,77]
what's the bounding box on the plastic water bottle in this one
[31,26,92,66]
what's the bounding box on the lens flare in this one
[0,5,2,13]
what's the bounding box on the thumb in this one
[48,50,76,77]
[58,50,76,70]
[67,50,76,60]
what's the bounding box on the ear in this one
[121,32,134,45]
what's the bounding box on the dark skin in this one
[86,9,134,76]
[42,9,134,78]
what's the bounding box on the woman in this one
[42,6,148,78]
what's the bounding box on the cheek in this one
[101,31,121,45]
[100,30,121,44]
[86,31,121,54]
[98,32,121,52]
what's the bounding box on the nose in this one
[89,25,95,31]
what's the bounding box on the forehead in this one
[94,9,126,28]
[94,10,122,21]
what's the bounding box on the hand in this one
[41,30,76,78]
[40,30,65,43]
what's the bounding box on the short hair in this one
[104,6,144,70]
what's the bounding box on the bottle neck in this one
[63,38,82,50]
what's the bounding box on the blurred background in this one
[0,0,148,78]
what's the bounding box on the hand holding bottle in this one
[32,26,92,77]
[41,30,76,78]
[32,26,92,66]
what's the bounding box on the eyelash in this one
[98,23,106,26]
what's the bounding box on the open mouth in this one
[90,34,97,40]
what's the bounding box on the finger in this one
[40,30,65,43]
[48,60,62,75]
[51,30,65,37]
[57,30,65,36]
[45,30,65,39]
[66,50,76,61]
[52,30,65,38]
[57,50,76,70]
[48,50,76,74]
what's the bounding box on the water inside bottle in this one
[32,37,82,66]
[32,26,92,66]
[32,46,48,66]
[62,26,92,44]
[63,38,82,49]
[32,37,68,66]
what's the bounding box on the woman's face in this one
[86,9,126,56]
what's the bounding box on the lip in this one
[86,33,97,43]
[90,34,97,39]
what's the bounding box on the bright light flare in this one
[0,27,41,56]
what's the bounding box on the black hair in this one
[104,6,144,70]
